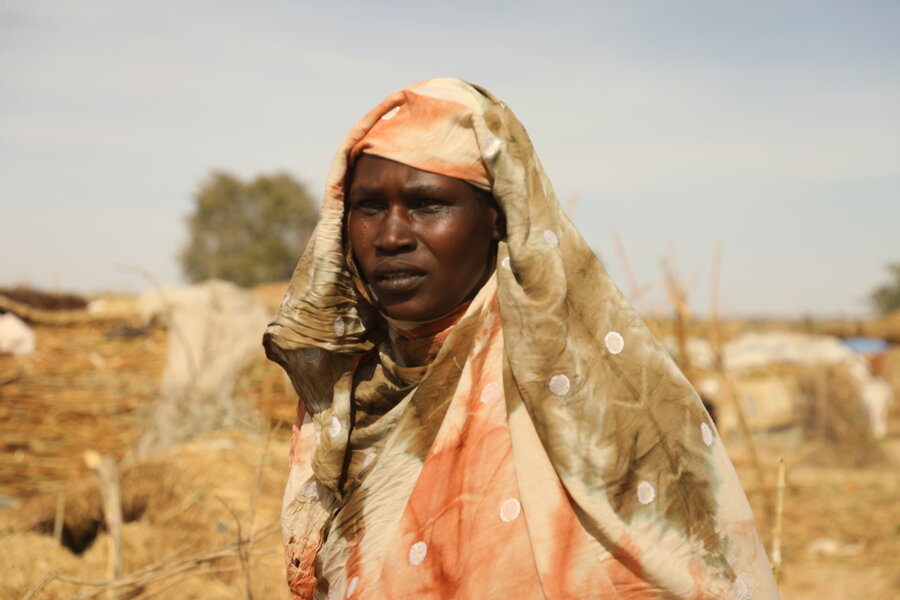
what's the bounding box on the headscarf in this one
[264,78,779,600]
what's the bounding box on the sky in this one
[2,0,898,318]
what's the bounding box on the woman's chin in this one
[381,304,432,322]
[378,297,449,323]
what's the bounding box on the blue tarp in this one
[841,336,889,355]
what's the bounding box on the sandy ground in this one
[738,441,900,600]
[1,321,898,599]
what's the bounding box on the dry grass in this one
[0,320,293,499]
[1,300,898,599]
[737,423,900,599]
[0,306,296,599]
[1,432,291,600]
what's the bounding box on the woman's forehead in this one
[350,155,474,195]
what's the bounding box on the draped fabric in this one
[263,78,779,600]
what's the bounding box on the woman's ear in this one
[490,208,502,240]
[475,186,504,240]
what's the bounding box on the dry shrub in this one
[793,364,887,466]
[0,533,89,599]
[235,358,297,428]
[0,432,291,600]
[882,347,900,403]
[82,521,174,574]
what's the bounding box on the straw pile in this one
[0,282,299,598]
[0,322,167,498]
[0,286,88,312]
[0,432,291,600]
[0,308,294,500]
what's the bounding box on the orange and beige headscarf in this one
[264,78,780,600]
[349,86,491,190]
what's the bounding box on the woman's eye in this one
[352,199,384,215]
[414,198,449,213]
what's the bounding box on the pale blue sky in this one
[2,0,898,317]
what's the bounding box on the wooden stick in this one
[610,227,645,308]
[53,493,66,544]
[21,571,57,600]
[129,566,237,600]
[36,522,278,600]
[771,457,786,582]
[661,253,693,378]
[815,371,828,440]
[709,242,723,355]
[84,450,123,598]
[216,496,252,600]
[708,245,771,525]
[719,362,772,525]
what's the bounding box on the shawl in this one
[263,78,779,600]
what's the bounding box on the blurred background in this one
[2,1,898,598]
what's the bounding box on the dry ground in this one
[1,321,898,599]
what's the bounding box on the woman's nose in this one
[374,207,415,253]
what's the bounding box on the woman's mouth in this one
[373,267,426,295]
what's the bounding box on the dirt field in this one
[1,321,898,599]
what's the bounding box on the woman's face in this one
[347,155,500,321]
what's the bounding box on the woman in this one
[264,78,779,599]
